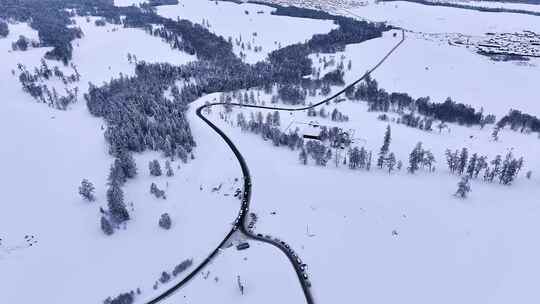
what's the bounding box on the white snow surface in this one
[156,0,338,63]
[347,0,540,35]
[2,1,540,304]
[311,29,540,117]
[0,18,239,304]
[198,81,540,303]
[423,0,540,14]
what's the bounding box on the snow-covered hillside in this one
[0,17,237,304]
[196,79,540,303]
[2,0,540,303]
[310,29,540,117]
[156,0,338,63]
[347,0,540,34]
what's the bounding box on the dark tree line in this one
[381,0,540,17]
[496,109,540,135]
[348,74,493,127]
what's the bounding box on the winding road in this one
[145,30,405,304]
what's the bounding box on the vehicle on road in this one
[236,243,250,251]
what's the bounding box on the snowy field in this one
[198,77,540,303]
[159,241,305,304]
[0,18,240,304]
[310,29,540,117]
[2,0,540,303]
[418,0,540,14]
[346,0,540,34]
[156,0,338,63]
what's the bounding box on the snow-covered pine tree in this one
[408,142,423,174]
[149,159,162,176]
[107,184,130,223]
[377,125,391,169]
[455,176,471,199]
[159,213,172,230]
[457,147,469,175]
[299,148,308,165]
[100,216,114,235]
[165,160,174,177]
[79,179,95,202]
[386,152,396,173]
[466,153,478,178]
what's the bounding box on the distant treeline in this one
[346,74,494,126]
[497,109,540,134]
[263,4,390,82]
[381,0,540,17]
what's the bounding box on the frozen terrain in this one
[347,0,540,34]
[1,0,540,303]
[310,29,540,117]
[156,0,338,63]
[0,18,239,304]
[197,78,540,303]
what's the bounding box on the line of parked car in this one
[255,233,311,287]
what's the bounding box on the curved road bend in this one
[144,30,405,304]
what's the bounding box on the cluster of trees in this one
[376,126,397,172]
[152,258,192,291]
[12,35,34,51]
[496,109,540,135]
[347,146,374,171]
[407,142,436,174]
[236,111,304,149]
[149,160,163,176]
[150,183,166,199]
[85,63,196,158]
[98,151,138,235]
[445,148,523,185]
[103,291,136,304]
[301,140,332,166]
[277,85,306,105]
[262,5,387,83]
[16,61,81,109]
[0,19,8,37]
[348,75,494,127]
[321,69,345,86]
[0,0,94,63]
[330,108,349,122]
[306,106,348,122]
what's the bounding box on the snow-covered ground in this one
[159,241,305,304]
[416,0,540,14]
[311,29,540,117]
[156,0,338,63]
[2,1,540,303]
[346,0,540,35]
[0,18,239,304]
[198,75,540,303]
